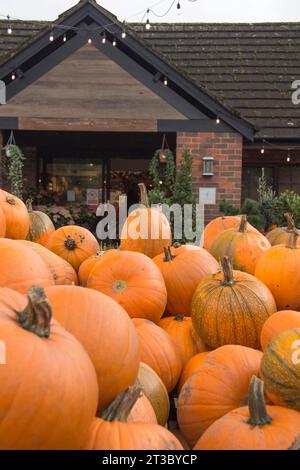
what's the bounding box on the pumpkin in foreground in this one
[26,199,55,246]
[0,189,29,239]
[266,213,300,247]
[260,310,300,350]
[0,205,6,237]
[195,376,300,450]
[191,256,276,350]
[178,351,209,392]
[78,250,117,286]
[201,215,243,251]
[0,286,98,450]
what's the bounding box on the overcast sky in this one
[1,0,300,23]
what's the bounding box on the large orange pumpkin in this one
[128,392,157,424]
[83,387,183,450]
[178,352,209,392]
[78,249,117,287]
[0,286,98,450]
[255,231,300,310]
[26,199,55,246]
[191,257,277,350]
[0,189,29,239]
[18,240,78,286]
[260,310,300,350]
[261,328,300,412]
[88,250,167,323]
[120,183,172,259]
[0,238,54,293]
[158,314,206,366]
[171,242,201,255]
[177,345,263,447]
[46,225,99,271]
[133,318,182,393]
[195,376,300,450]
[45,285,140,411]
[266,213,300,246]
[209,215,270,274]
[0,205,6,237]
[153,246,218,317]
[202,215,249,251]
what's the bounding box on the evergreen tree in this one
[148,148,175,205]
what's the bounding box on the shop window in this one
[242,166,274,201]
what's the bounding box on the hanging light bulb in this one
[121,30,126,39]
[11,72,16,80]
[7,16,12,35]
[49,30,54,42]
[261,146,265,154]
[216,116,220,124]
[146,9,151,30]
[177,1,181,10]
[287,149,291,163]
[88,38,92,44]
[112,38,117,47]
[101,31,107,44]
[63,34,67,43]
[163,77,168,86]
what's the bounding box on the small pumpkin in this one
[83,387,183,451]
[136,362,170,426]
[0,286,98,450]
[46,225,99,271]
[195,376,300,450]
[88,250,167,323]
[266,213,300,246]
[153,246,218,317]
[26,199,55,246]
[261,328,300,412]
[0,205,6,237]
[18,240,78,286]
[128,392,157,424]
[209,215,270,274]
[260,310,300,350]
[0,189,29,239]
[177,345,263,447]
[133,318,182,393]
[45,285,140,411]
[0,238,54,293]
[178,352,209,392]
[201,215,257,251]
[255,231,300,310]
[120,183,172,258]
[158,314,206,366]
[191,257,277,350]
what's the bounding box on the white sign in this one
[67,190,76,202]
[87,189,99,206]
[199,187,216,205]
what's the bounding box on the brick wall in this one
[176,132,243,223]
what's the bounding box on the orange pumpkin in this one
[158,314,206,366]
[46,225,99,271]
[0,238,54,293]
[201,215,245,251]
[88,250,167,323]
[171,242,201,255]
[153,246,218,317]
[120,183,172,258]
[78,249,117,287]
[178,352,209,392]
[133,318,182,393]
[255,231,300,310]
[209,215,270,274]
[26,199,55,246]
[266,213,300,246]
[18,240,78,286]
[177,345,263,447]
[0,286,98,450]
[83,387,183,450]
[45,285,140,411]
[261,328,300,412]
[0,205,6,237]
[191,257,277,350]
[195,376,300,450]
[128,392,157,424]
[260,310,300,350]
[0,189,29,239]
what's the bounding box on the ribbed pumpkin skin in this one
[267,226,300,246]
[255,244,300,310]
[202,215,243,251]
[177,345,263,447]
[128,393,157,424]
[261,328,300,412]
[0,190,29,239]
[260,310,300,350]
[158,315,206,366]
[178,352,209,392]
[195,405,300,450]
[83,418,183,451]
[210,225,270,275]
[0,287,98,450]
[120,207,172,259]
[46,225,99,271]
[133,318,182,393]
[153,248,219,317]
[191,269,276,350]
[18,240,78,286]
[0,206,6,237]
[78,250,117,286]
[27,209,55,246]
[45,285,140,411]
[88,251,167,323]
[0,239,54,293]
[136,363,170,426]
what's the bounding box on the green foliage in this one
[219,200,239,216]
[4,145,26,199]
[240,198,265,230]
[148,148,175,205]
[257,175,278,228]
[276,191,300,226]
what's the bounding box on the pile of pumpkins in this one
[0,187,300,451]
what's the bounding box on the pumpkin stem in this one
[138,183,149,208]
[247,376,272,427]
[284,213,295,231]
[64,236,77,250]
[17,286,52,338]
[6,196,16,206]
[26,199,33,212]
[100,386,142,423]
[239,214,248,233]
[164,246,175,262]
[174,314,185,321]
[288,437,300,450]
[173,242,181,249]
[221,256,235,285]
[287,231,299,249]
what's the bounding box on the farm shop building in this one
[0,0,299,221]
